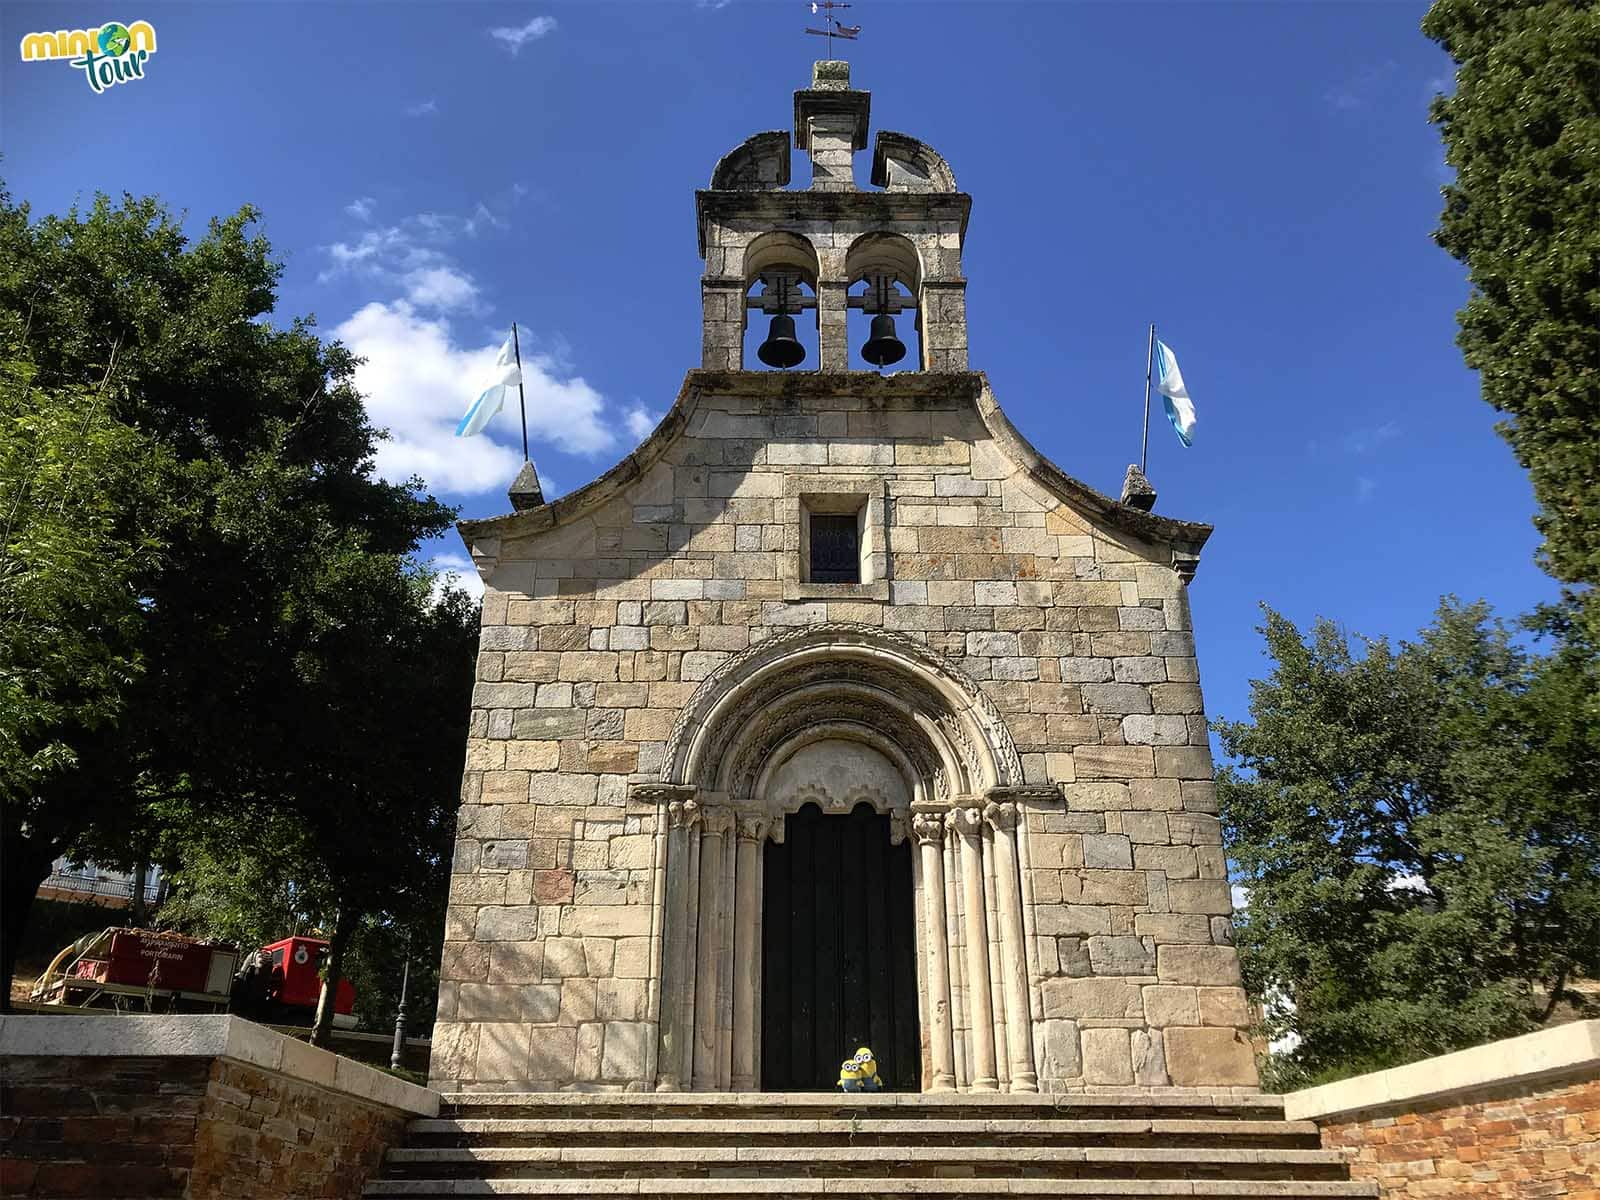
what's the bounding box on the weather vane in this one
[805,1,860,57]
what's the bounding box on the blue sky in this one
[3,1,1558,736]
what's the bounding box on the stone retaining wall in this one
[1287,1019,1600,1197]
[0,1015,437,1200]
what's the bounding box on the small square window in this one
[808,513,861,583]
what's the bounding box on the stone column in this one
[815,279,849,372]
[693,806,733,1090]
[805,114,859,192]
[918,279,968,372]
[731,814,767,1091]
[948,805,998,1092]
[701,278,746,370]
[984,801,1039,1093]
[656,797,700,1092]
[912,812,956,1092]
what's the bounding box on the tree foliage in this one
[1424,0,1600,603]
[0,187,475,1019]
[1216,600,1600,1086]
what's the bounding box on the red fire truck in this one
[33,928,355,1027]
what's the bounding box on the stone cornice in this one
[695,189,972,257]
[457,370,1213,580]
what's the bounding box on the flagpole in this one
[1141,323,1155,475]
[511,322,529,463]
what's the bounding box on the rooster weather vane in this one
[805,1,860,56]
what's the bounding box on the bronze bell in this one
[861,313,906,367]
[757,314,805,369]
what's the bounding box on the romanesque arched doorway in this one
[649,623,1042,1095]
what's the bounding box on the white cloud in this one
[1324,59,1398,112]
[346,197,375,221]
[404,265,479,312]
[334,301,619,496]
[322,223,481,314]
[405,99,438,117]
[624,404,663,442]
[1342,421,1401,456]
[489,16,557,55]
[429,552,485,603]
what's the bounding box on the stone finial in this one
[508,460,545,511]
[812,60,851,90]
[1120,464,1157,512]
[794,62,870,192]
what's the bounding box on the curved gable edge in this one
[457,370,1212,583]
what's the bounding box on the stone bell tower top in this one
[695,63,973,373]
[793,60,871,191]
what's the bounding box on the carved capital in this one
[982,800,1019,832]
[889,810,910,846]
[911,812,946,847]
[736,814,769,843]
[701,805,736,838]
[667,798,701,830]
[946,806,984,839]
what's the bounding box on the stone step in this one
[381,1144,1350,1180]
[439,1093,1287,1121]
[364,1179,1379,1198]
[406,1117,1321,1143]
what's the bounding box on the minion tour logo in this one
[19,20,157,93]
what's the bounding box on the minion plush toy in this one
[837,1046,884,1093]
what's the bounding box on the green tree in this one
[154,562,474,1044]
[1216,600,1600,1086]
[0,189,461,1006]
[0,357,169,995]
[1423,0,1600,607]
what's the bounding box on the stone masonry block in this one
[1041,977,1144,1020]
[1166,879,1234,916]
[1163,1026,1258,1087]
[1081,1027,1135,1085]
[1074,745,1154,779]
[1197,986,1250,1028]
[1082,834,1133,870]
[1157,945,1242,987]
[1142,985,1200,1027]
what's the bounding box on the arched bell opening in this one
[845,232,924,372]
[742,231,820,371]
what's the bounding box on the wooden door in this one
[760,802,920,1091]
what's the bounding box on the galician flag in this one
[1153,338,1196,447]
[455,334,521,438]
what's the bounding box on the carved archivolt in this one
[662,622,1023,791]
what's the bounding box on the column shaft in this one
[731,816,766,1091]
[949,806,998,1092]
[913,813,956,1092]
[692,808,732,1089]
[985,801,1039,1093]
[656,799,700,1092]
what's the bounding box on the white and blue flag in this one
[455,335,521,438]
[1153,338,1196,447]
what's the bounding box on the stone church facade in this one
[430,63,1257,1098]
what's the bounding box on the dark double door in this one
[760,802,920,1091]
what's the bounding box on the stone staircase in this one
[364,1093,1373,1198]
